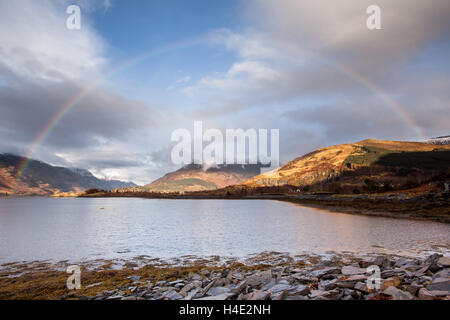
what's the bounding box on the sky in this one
[0,0,449,185]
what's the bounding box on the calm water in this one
[0,197,449,263]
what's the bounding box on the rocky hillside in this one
[0,153,136,196]
[121,164,264,193]
[242,139,450,194]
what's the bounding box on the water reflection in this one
[0,197,448,263]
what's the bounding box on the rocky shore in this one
[1,252,449,300]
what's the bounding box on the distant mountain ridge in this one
[0,153,136,196]
[118,163,265,193]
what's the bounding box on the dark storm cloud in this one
[0,81,156,150]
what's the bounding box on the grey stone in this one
[285,295,308,300]
[261,280,276,291]
[381,276,402,291]
[290,284,310,296]
[426,278,450,293]
[438,257,450,267]
[311,267,340,278]
[184,288,200,300]
[271,291,288,300]
[428,290,450,297]
[247,270,272,287]
[373,256,392,268]
[267,283,292,294]
[248,290,270,300]
[381,270,397,278]
[106,295,124,300]
[425,253,442,265]
[200,279,217,296]
[341,266,366,276]
[292,274,318,283]
[196,292,234,300]
[180,281,201,295]
[207,286,231,296]
[231,280,247,293]
[383,286,413,300]
[337,274,367,288]
[354,282,370,293]
[418,288,434,300]
[189,273,202,281]
[402,284,421,296]
[395,258,410,267]
[128,276,141,282]
[121,296,137,300]
[321,279,338,290]
[432,268,449,280]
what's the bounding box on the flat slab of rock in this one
[426,278,450,293]
[341,266,366,276]
[311,267,340,278]
[267,283,292,294]
[207,286,231,296]
[438,257,450,267]
[196,292,234,300]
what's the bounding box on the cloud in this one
[0,0,106,83]
[0,0,166,184]
[176,76,191,84]
[182,0,450,154]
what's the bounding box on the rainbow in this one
[14,41,427,183]
[14,37,202,183]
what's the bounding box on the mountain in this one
[241,139,450,194]
[122,164,264,193]
[425,135,450,145]
[0,153,136,196]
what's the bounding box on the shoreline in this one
[78,192,450,223]
[1,252,448,300]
